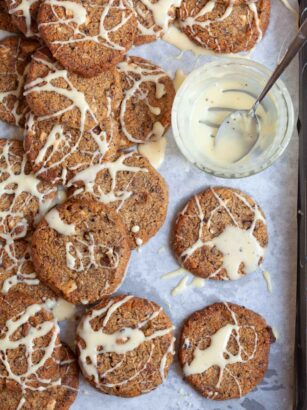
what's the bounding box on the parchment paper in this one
[0,1,300,409]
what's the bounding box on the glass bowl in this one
[172,59,295,179]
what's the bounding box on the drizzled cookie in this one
[68,152,169,249]
[0,36,39,127]
[76,294,175,397]
[37,0,137,77]
[31,199,131,305]
[25,48,123,133]
[172,187,268,280]
[177,0,271,54]
[24,113,119,185]
[179,302,275,400]
[117,56,175,148]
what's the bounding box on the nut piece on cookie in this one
[76,294,175,397]
[24,113,119,185]
[37,0,137,77]
[0,36,39,127]
[177,0,271,54]
[31,199,131,305]
[0,139,58,243]
[117,56,175,149]
[179,302,275,400]
[68,152,169,249]
[25,48,122,133]
[172,187,268,280]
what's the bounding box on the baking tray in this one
[296,1,307,409]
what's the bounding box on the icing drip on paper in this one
[262,270,272,293]
[48,297,77,321]
[77,295,175,387]
[8,0,38,37]
[183,303,258,397]
[45,208,76,236]
[178,0,263,52]
[173,69,187,92]
[138,137,167,169]
[0,140,57,242]
[38,0,134,51]
[69,152,148,211]
[118,58,168,143]
[0,303,61,408]
[161,267,205,296]
[178,188,266,280]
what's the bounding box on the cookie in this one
[25,48,123,134]
[24,113,119,185]
[0,239,57,303]
[68,152,169,249]
[0,293,79,409]
[132,0,179,45]
[5,0,41,37]
[172,187,268,280]
[76,294,175,397]
[117,56,175,148]
[0,292,61,404]
[37,0,137,77]
[0,36,38,127]
[0,139,58,244]
[179,302,275,400]
[0,0,20,33]
[31,199,131,305]
[177,0,271,54]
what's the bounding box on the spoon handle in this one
[253,18,307,111]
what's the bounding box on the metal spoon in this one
[215,18,307,163]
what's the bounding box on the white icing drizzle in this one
[0,140,57,242]
[0,241,39,294]
[134,0,182,38]
[0,303,61,407]
[45,208,76,236]
[77,295,175,387]
[179,188,267,280]
[163,25,218,56]
[65,232,120,274]
[69,152,148,211]
[49,297,77,321]
[7,0,37,37]
[131,225,140,233]
[38,0,134,51]
[0,38,28,125]
[118,58,167,143]
[178,0,263,52]
[183,303,258,397]
[138,136,167,169]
